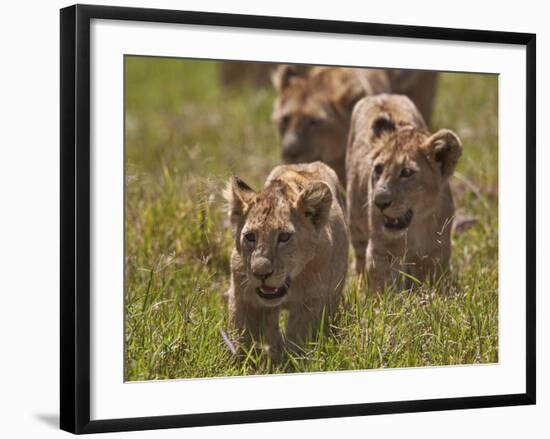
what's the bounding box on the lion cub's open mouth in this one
[257,278,290,301]
[383,209,413,230]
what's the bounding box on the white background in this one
[91,20,526,420]
[0,0,546,437]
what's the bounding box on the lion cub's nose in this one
[281,133,301,162]
[374,189,393,211]
[282,147,300,162]
[251,256,274,280]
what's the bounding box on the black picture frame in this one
[60,3,536,434]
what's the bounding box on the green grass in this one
[124,57,498,381]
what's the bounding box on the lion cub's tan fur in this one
[346,94,462,291]
[225,162,348,359]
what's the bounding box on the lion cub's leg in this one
[228,295,284,360]
[367,245,418,292]
[285,303,320,351]
[349,222,368,275]
[285,298,336,351]
[347,177,369,275]
[365,243,393,293]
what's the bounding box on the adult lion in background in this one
[346,94,462,291]
[224,161,349,360]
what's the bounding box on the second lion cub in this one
[346,94,462,291]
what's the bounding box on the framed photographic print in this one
[60,4,536,434]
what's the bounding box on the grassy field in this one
[124,57,499,381]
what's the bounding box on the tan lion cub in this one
[224,162,348,359]
[346,94,462,291]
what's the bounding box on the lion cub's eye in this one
[244,232,256,244]
[374,164,384,176]
[304,117,322,130]
[400,168,416,179]
[279,116,290,132]
[278,232,293,243]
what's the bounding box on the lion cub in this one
[346,94,462,291]
[272,65,438,186]
[224,161,348,359]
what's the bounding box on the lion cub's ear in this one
[422,129,463,178]
[296,181,332,229]
[370,113,397,139]
[224,176,255,225]
[272,64,302,91]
